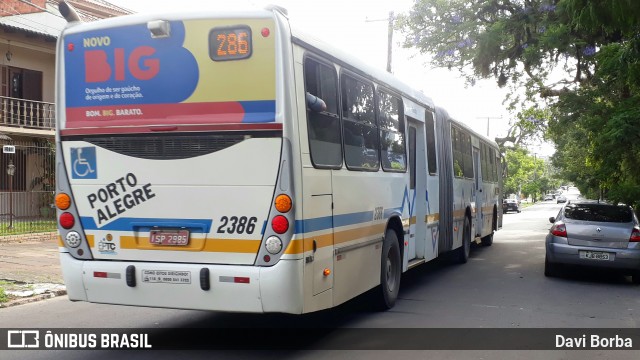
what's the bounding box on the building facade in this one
[0,0,131,234]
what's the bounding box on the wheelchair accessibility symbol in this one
[71,147,97,179]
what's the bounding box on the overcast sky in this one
[104,0,553,154]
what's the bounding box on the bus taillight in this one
[265,236,283,254]
[271,215,289,234]
[59,212,75,229]
[274,194,292,213]
[55,193,71,210]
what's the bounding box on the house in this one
[0,0,132,234]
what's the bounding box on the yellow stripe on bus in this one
[285,223,386,255]
[285,233,333,255]
[424,213,440,223]
[119,236,260,253]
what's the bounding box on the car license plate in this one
[579,251,612,261]
[149,229,189,246]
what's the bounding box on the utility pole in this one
[366,11,395,73]
[476,116,503,138]
[386,11,394,73]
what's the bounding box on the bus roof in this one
[436,106,500,148]
[289,25,435,111]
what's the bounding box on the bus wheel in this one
[455,216,471,264]
[377,229,401,310]
[481,232,493,246]
[482,211,496,246]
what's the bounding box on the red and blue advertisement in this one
[62,18,277,129]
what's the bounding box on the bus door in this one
[472,146,483,238]
[407,118,427,264]
[303,190,334,297]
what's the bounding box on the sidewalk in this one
[0,233,67,308]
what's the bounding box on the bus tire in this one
[377,229,402,310]
[455,216,471,264]
[481,211,496,246]
[481,232,493,246]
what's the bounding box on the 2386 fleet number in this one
[216,216,258,234]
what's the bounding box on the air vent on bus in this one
[83,134,246,160]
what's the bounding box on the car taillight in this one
[631,227,640,242]
[550,223,567,237]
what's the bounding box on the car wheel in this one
[544,256,557,277]
[376,229,402,310]
[455,216,471,264]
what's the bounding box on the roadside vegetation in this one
[398,0,640,208]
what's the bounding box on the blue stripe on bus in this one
[80,217,212,233]
[79,208,394,236]
[294,211,373,234]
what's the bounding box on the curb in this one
[0,289,67,308]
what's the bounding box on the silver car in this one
[545,201,640,283]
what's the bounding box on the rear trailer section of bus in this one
[54,9,303,313]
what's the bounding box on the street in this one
[3,201,640,359]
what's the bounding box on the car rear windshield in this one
[564,204,633,223]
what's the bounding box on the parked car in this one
[557,195,567,204]
[544,195,554,201]
[545,200,640,283]
[503,199,521,213]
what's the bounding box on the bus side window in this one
[341,73,378,171]
[452,126,464,177]
[378,90,405,172]
[425,110,437,175]
[304,57,342,168]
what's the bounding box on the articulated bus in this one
[54,3,502,314]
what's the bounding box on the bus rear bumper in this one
[59,253,304,314]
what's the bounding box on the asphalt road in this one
[3,201,640,359]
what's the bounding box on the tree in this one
[398,0,640,208]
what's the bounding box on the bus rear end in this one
[55,9,301,313]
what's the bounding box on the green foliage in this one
[503,147,553,200]
[0,287,8,303]
[400,0,640,209]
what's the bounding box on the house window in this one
[1,66,43,101]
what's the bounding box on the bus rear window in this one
[564,204,633,223]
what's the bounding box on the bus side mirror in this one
[306,92,326,112]
[549,217,555,223]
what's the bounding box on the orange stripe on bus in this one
[424,213,440,223]
[285,233,333,254]
[284,223,386,254]
[119,236,260,253]
[334,224,385,245]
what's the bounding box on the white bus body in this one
[54,6,501,314]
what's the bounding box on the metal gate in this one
[0,137,56,235]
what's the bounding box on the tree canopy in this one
[398,0,640,208]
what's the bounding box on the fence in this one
[0,96,56,130]
[0,138,56,235]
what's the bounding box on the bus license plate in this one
[149,229,190,246]
[579,251,612,261]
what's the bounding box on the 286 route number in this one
[217,216,258,234]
